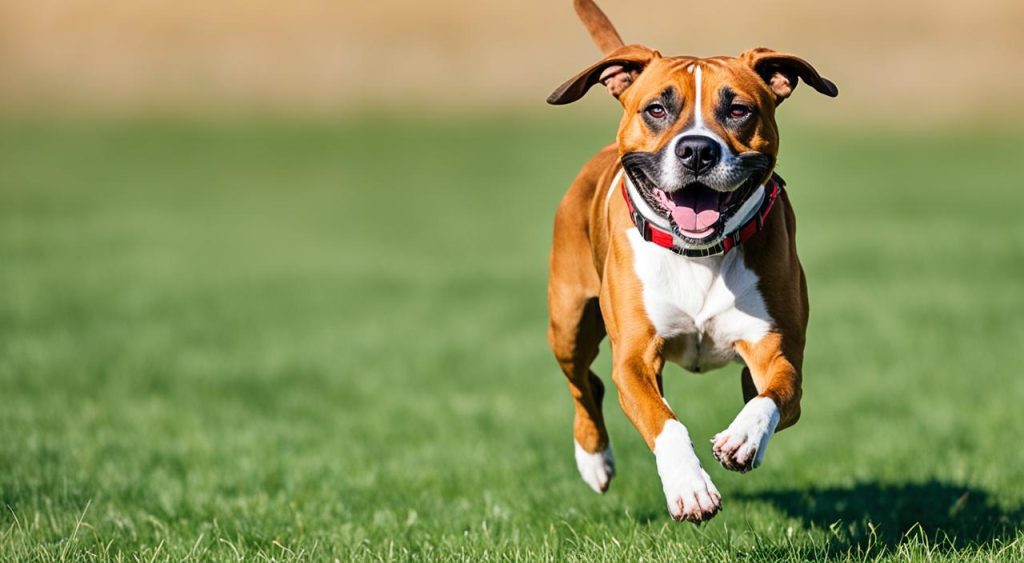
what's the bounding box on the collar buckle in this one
[631,210,648,240]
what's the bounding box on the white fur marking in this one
[627,229,774,372]
[574,440,615,494]
[712,396,780,471]
[658,64,738,192]
[654,419,721,521]
[693,65,705,128]
[670,64,731,157]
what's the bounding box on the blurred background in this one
[2,1,1023,560]
[2,0,1023,122]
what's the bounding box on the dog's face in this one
[549,46,837,245]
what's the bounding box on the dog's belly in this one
[626,229,774,373]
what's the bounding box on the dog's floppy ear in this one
[547,44,660,105]
[741,47,838,105]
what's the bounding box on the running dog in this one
[546,0,837,522]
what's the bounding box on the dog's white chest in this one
[626,229,774,372]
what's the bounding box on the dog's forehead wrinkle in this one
[636,59,704,110]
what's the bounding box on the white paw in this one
[574,441,615,493]
[711,396,780,472]
[655,420,722,522]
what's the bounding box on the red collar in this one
[621,173,784,257]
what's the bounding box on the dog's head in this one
[549,38,837,244]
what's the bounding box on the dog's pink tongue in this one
[671,189,720,232]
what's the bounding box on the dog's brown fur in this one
[547,0,836,520]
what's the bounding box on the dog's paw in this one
[574,441,615,493]
[662,465,722,523]
[655,420,722,523]
[711,396,780,472]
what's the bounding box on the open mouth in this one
[650,183,751,240]
[620,150,772,244]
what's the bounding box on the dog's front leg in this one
[712,332,803,472]
[602,221,721,522]
[609,336,722,522]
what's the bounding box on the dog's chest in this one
[626,229,774,372]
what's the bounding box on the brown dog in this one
[546,0,837,522]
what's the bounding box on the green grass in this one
[1,115,1023,561]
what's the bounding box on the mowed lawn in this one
[1,116,1023,562]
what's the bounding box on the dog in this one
[546,0,837,522]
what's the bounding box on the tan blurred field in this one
[1,0,1022,122]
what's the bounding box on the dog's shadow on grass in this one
[736,481,1023,550]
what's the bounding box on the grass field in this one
[1,116,1023,561]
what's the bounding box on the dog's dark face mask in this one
[548,47,837,246]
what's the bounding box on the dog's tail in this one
[573,0,625,54]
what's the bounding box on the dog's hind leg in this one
[549,291,612,493]
[548,200,612,493]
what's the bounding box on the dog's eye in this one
[729,104,752,119]
[645,104,667,119]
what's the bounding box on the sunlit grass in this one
[1,116,1022,561]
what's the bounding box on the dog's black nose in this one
[676,136,721,175]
